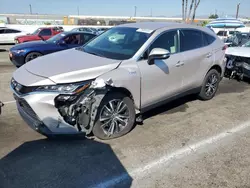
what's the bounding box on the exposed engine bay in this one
[224,55,250,81]
[54,79,112,134]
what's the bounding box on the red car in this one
[14,27,63,44]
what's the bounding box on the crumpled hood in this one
[24,48,121,84]
[226,47,250,58]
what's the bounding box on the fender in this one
[95,64,141,113]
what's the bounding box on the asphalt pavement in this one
[0,48,250,188]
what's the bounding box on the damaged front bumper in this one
[225,55,250,80]
[12,79,110,136]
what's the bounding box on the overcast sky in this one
[0,0,249,17]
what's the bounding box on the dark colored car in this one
[14,27,63,44]
[9,31,97,67]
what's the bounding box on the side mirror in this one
[148,48,171,65]
[58,40,66,45]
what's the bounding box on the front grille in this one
[14,95,39,121]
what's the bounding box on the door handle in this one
[206,53,212,58]
[176,61,184,67]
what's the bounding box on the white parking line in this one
[92,120,250,188]
[2,100,15,104]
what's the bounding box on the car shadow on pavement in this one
[216,78,249,95]
[142,94,197,120]
[0,138,132,188]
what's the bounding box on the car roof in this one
[61,31,97,35]
[115,22,199,31]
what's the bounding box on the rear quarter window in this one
[202,32,216,46]
[179,29,203,52]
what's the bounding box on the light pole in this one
[29,4,32,14]
[236,3,240,19]
[134,6,137,17]
[77,6,79,16]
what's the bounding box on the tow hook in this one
[0,101,4,115]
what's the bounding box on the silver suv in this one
[11,22,226,140]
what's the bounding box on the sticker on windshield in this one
[136,28,153,34]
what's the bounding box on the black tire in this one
[25,52,42,63]
[92,92,135,140]
[198,69,220,101]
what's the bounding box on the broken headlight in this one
[36,80,93,94]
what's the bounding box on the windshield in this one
[46,32,67,43]
[32,28,41,35]
[81,27,152,60]
[243,40,250,47]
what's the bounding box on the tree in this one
[182,0,185,21]
[185,0,188,21]
[209,14,219,19]
[182,0,201,23]
[191,0,201,23]
[201,20,209,26]
[187,0,195,23]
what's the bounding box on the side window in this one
[63,34,81,44]
[4,29,21,34]
[39,29,52,36]
[149,30,178,54]
[202,32,216,46]
[217,31,227,36]
[0,29,4,34]
[80,34,95,44]
[180,29,203,52]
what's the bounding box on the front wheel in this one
[198,69,220,100]
[92,92,135,140]
[25,52,42,63]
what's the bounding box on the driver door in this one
[138,30,185,109]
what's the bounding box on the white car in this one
[0,28,29,44]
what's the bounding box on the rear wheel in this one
[198,69,220,100]
[92,92,135,140]
[25,52,42,63]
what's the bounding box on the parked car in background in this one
[96,27,109,34]
[226,32,250,47]
[14,27,63,44]
[71,27,99,35]
[9,31,96,67]
[225,45,250,81]
[217,30,241,42]
[11,22,226,140]
[0,27,29,44]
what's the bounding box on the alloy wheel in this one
[205,73,218,97]
[99,99,130,137]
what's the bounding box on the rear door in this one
[179,29,213,90]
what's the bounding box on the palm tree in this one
[182,0,185,21]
